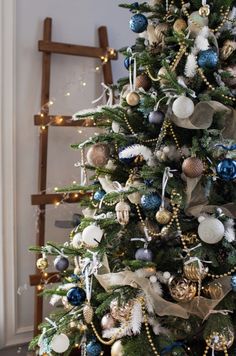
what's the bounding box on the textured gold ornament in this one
[181,232,198,246]
[83,303,94,324]
[199,4,210,17]
[184,261,208,282]
[154,23,169,45]
[182,157,204,178]
[173,19,187,33]
[155,208,172,225]
[168,276,197,302]
[205,328,234,351]
[36,257,48,271]
[220,40,236,60]
[136,73,152,91]
[126,92,140,106]
[203,282,223,299]
[110,299,133,321]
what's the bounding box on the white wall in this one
[0,0,135,348]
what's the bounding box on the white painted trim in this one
[0,0,33,348]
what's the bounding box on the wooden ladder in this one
[29,17,117,336]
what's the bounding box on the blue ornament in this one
[86,340,102,356]
[230,275,236,292]
[93,190,106,201]
[54,256,69,272]
[198,49,218,69]
[148,110,165,125]
[141,192,161,210]
[66,287,86,306]
[124,56,134,70]
[135,247,153,261]
[216,158,236,181]
[129,14,148,33]
[144,179,154,187]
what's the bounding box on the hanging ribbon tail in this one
[92,82,113,107]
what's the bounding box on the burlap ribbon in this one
[96,269,231,320]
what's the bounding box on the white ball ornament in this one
[50,333,70,353]
[172,96,194,119]
[111,340,124,356]
[198,217,225,244]
[82,224,104,247]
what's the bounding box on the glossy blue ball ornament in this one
[135,247,153,261]
[93,190,106,201]
[230,275,236,292]
[86,340,102,356]
[141,192,161,210]
[124,57,134,70]
[198,49,218,69]
[54,256,69,272]
[148,110,165,125]
[129,14,148,33]
[66,287,86,306]
[216,158,236,181]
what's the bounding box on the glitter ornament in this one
[206,328,234,351]
[188,11,209,36]
[231,274,236,292]
[67,287,86,306]
[86,340,102,356]
[182,157,204,178]
[220,40,236,61]
[184,261,208,282]
[124,57,134,70]
[129,13,148,33]
[203,282,223,299]
[173,19,187,33]
[198,49,218,69]
[136,73,152,91]
[168,276,197,302]
[82,224,104,247]
[148,110,165,125]
[141,192,161,210]
[155,208,172,225]
[126,91,140,106]
[87,143,110,168]
[135,247,153,261]
[198,217,225,244]
[216,158,236,181]
[50,334,70,353]
[101,313,116,330]
[93,189,106,201]
[36,257,48,271]
[115,200,131,225]
[54,256,69,272]
[83,303,94,324]
[111,340,124,356]
[172,96,194,119]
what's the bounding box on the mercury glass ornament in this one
[198,49,218,69]
[182,157,204,178]
[172,96,194,119]
[198,217,224,244]
[126,91,140,106]
[66,287,86,306]
[216,158,236,181]
[129,13,148,33]
[148,110,165,125]
[54,256,69,272]
[87,143,110,168]
[135,247,153,261]
[168,276,197,302]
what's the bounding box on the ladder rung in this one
[30,272,61,286]
[31,192,88,205]
[34,115,97,127]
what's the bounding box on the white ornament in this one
[82,224,104,247]
[149,275,158,283]
[172,96,195,119]
[115,201,131,225]
[111,340,124,356]
[71,232,82,248]
[198,217,225,244]
[50,333,70,353]
[112,121,120,133]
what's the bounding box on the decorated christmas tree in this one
[30,0,236,355]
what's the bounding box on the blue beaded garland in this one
[129,14,148,33]
[141,192,161,210]
[216,158,236,181]
[198,49,218,69]
[93,190,106,201]
[86,340,102,356]
[230,275,236,292]
[66,287,86,306]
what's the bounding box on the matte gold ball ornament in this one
[168,276,197,302]
[126,91,140,106]
[182,157,204,178]
[36,257,48,271]
[155,208,172,225]
[87,143,110,168]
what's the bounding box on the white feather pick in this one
[184,53,197,78]
[119,144,155,166]
[195,26,209,51]
[224,219,235,242]
[50,294,62,306]
[130,301,143,334]
[72,104,119,120]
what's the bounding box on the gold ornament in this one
[154,23,169,45]
[125,175,142,205]
[220,40,236,60]
[202,282,223,299]
[199,4,210,17]
[126,91,140,106]
[173,19,187,33]
[115,200,131,225]
[168,276,197,302]
[184,261,208,282]
[110,299,133,321]
[182,157,204,178]
[205,328,234,351]
[181,232,198,246]
[83,303,94,324]
[87,143,110,168]
[155,208,172,225]
[101,313,116,330]
[135,73,152,91]
[36,257,48,271]
[158,67,169,85]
